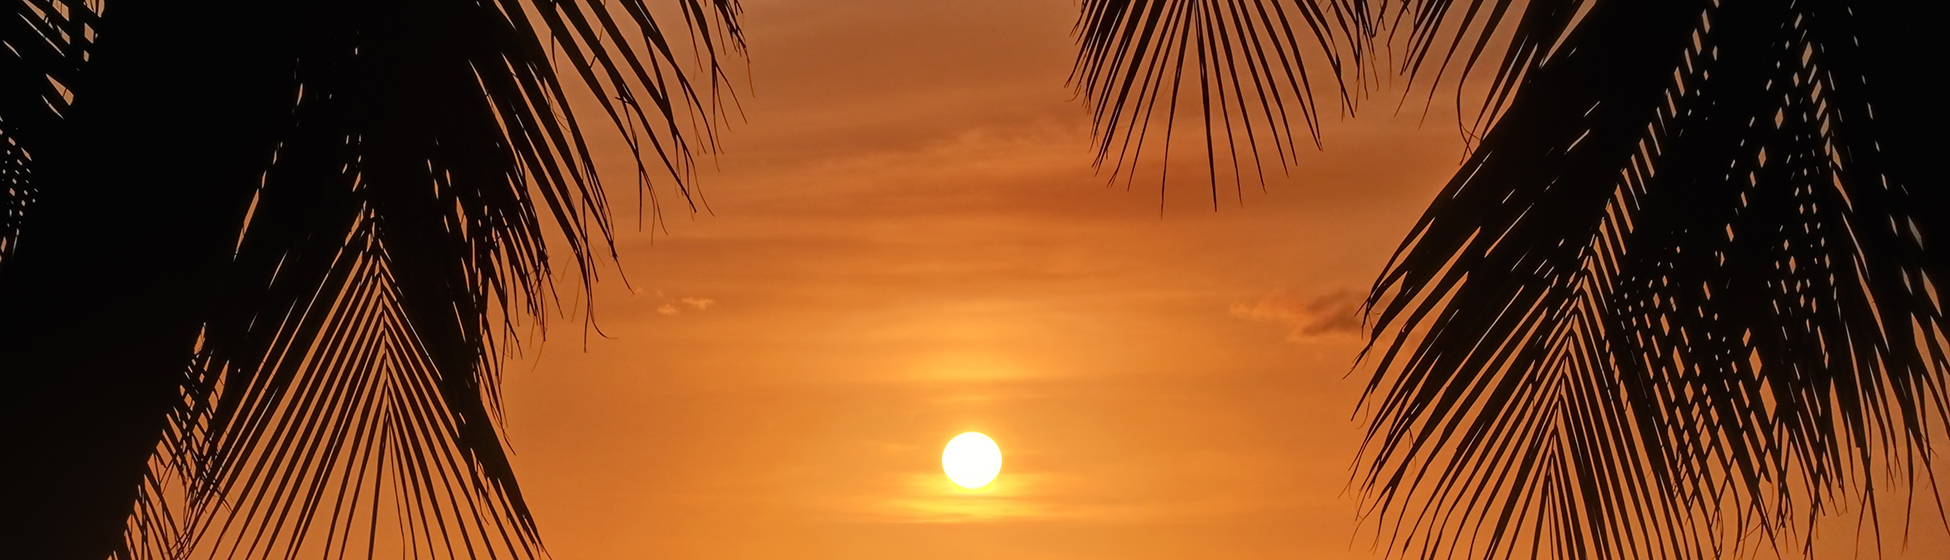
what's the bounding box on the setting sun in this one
[942,432,1003,489]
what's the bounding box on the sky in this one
[493,1,1950,559]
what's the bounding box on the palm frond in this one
[1375,0,1586,143]
[1071,0,1361,205]
[0,0,96,268]
[1068,0,1590,202]
[1360,1,1950,559]
[116,1,744,557]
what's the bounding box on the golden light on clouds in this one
[941,432,1003,488]
[1229,289,1364,342]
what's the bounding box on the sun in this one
[941,432,1002,489]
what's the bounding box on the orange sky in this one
[496,1,1950,559]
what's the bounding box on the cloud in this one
[647,292,715,316]
[1230,289,1364,341]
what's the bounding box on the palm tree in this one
[1074,0,1947,558]
[0,1,741,558]
[6,1,1941,558]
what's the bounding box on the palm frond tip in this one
[1069,0,1592,200]
[104,1,745,558]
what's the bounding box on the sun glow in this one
[942,432,1003,489]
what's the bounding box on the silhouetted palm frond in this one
[1360,1,1950,558]
[0,0,96,269]
[1069,0,1583,202]
[99,1,743,558]
[1071,0,1361,205]
[1081,0,1950,558]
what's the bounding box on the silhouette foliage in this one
[1077,1,1948,558]
[0,1,741,558]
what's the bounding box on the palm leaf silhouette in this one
[0,0,94,269]
[1077,1,1949,558]
[1071,0,1361,207]
[0,1,741,558]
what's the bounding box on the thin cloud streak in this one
[1231,289,1365,342]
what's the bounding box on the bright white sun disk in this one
[942,432,1002,488]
